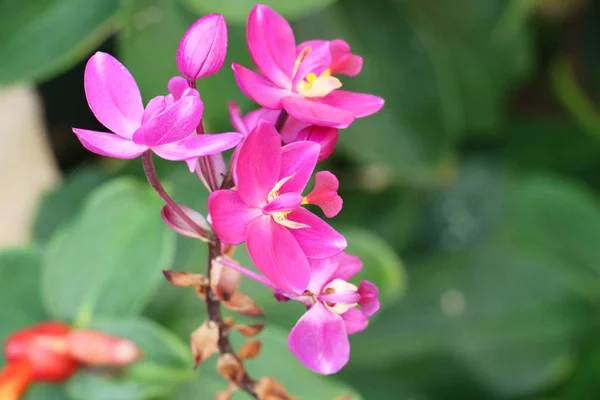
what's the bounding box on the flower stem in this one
[141,151,209,238]
[207,238,258,397]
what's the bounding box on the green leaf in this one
[42,178,177,325]
[118,0,252,130]
[293,0,532,185]
[180,0,338,24]
[67,316,193,400]
[176,326,362,399]
[32,166,111,243]
[24,383,68,400]
[0,0,122,84]
[0,249,47,365]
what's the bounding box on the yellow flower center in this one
[296,69,341,98]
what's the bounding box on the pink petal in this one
[153,132,241,169]
[334,253,363,281]
[177,14,227,80]
[235,122,282,207]
[84,52,144,138]
[246,216,310,294]
[72,128,147,159]
[279,116,307,144]
[330,40,363,77]
[243,107,280,132]
[304,171,343,218]
[288,303,349,375]
[196,151,227,191]
[142,96,167,124]
[232,63,289,109]
[320,90,384,118]
[295,125,338,161]
[208,190,262,244]
[307,257,339,294]
[167,76,190,100]
[132,94,203,146]
[358,280,380,317]
[263,192,303,214]
[287,208,347,259]
[318,291,361,305]
[161,204,211,241]
[228,101,248,135]
[279,141,320,194]
[341,308,368,335]
[282,95,355,129]
[292,41,331,87]
[247,4,295,89]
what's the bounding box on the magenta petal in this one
[305,171,343,218]
[142,96,167,124]
[358,280,381,317]
[228,101,248,135]
[263,192,303,214]
[320,90,384,118]
[341,308,368,335]
[177,14,227,80]
[279,141,320,195]
[232,63,289,109]
[288,208,347,259]
[208,190,262,244]
[282,95,355,129]
[152,132,241,166]
[167,76,189,100]
[318,291,361,305]
[330,40,363,77]
[243,107,280,132]
[161,204,211,241]
[288,303,349,375]
[235,122,282,207]
[307,257,339,294]
[247,4,295,89]
[296,125,338,161]
[133,94,203,146]
[334,253,363,281]
[246,217,310,294]
[84,52,144,138]
[292,41,331,87]
[72,128,147,159]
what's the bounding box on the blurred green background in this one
[2,0,600,399]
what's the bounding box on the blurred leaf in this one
[67,316,193,400]
[0,249,46,363]
[33,166,111,243]
[119,0,252,130]
[24,383,68,400]
[293,0,532,185]
[0,0,122,84]
[560,342,600,399]
[176,326,362,399]
[346,171,600,398]
[42,178,177,325]
[180,0,338,24]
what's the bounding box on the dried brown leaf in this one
[223,291,265,317]
[163,270,207,288]
[235,323,265,337]
[217,353,244,384]
[238,340,261,360]
[190,321,219,367]
[223,317,236,330]
[255,377,296,400]
[211,258,241,301]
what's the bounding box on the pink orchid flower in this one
[72,52,241,170]
[208,121,346,294]
[232,4,384,129]
[217,252,380,375]
[228,102,338,162]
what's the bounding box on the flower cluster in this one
[0,322,139,399]
[71,2,384,395]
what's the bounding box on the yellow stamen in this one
[297,72,342,98]
[293,46,312,77]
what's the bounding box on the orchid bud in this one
[295,126,338,162]
[177,14,227,81]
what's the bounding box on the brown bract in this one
[163,270,207,288]
[211,258,242,300]
[255,377,298,400]
[190,321,219,367]
[217,353,245,385]
[235,323,265,337]
[238,340,262,360]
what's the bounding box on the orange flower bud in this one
[0,360,34,400]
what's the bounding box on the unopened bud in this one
[238,340,261,360]
[67,330,140,366]
[177,14,227,81]
[295,126,338,162]
[217,354,244,384]
[161,205,212,242]
[222,291,265,318]
[235,323,265,337]
[163,270,207,288]
[190,321,219,367]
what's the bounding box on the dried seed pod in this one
[222,291,265,317]
[235,323,265,337]
[217,354,244,384]
[190,321,219,367]
[238,340,261,360]
[255,377,295,400]
[163,270,207,288]
[211,258,241,301]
